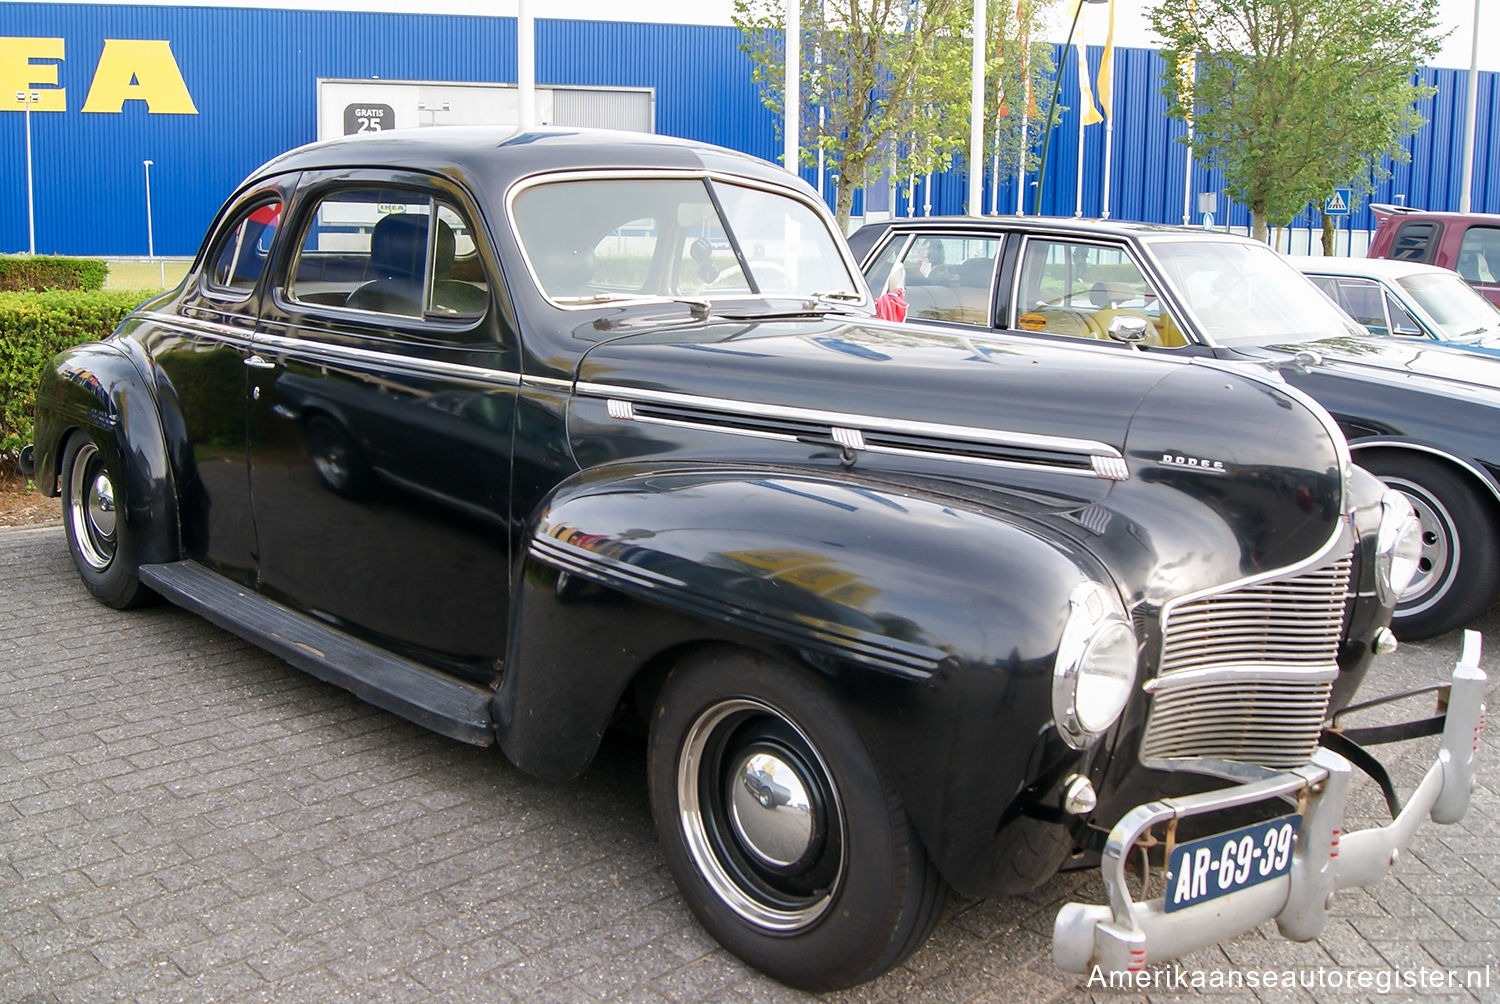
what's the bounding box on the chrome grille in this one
[1141,556,1351,771]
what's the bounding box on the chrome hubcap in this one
[67,443,117,572]
[1385,478,1456,615]
[728,749,815,867]
[677,698,844,931]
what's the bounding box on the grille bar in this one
[1141,556,1351,770]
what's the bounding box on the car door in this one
[137,177,293,584]
[245,171,520,680]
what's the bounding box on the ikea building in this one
[2,1,1495,256]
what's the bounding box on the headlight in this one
[1053,581,1139,748]
[1375,489,1423,605]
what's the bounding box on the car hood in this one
[1244,333,1500,405]
[571,316,1349,608]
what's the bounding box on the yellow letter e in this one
[1,37,67,111]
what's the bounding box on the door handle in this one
[244,354,277,370]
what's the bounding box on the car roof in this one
[245,126,800,200]
[1286,255,1455,281]
[859,215,1262,245]
[1370,204,1500,225]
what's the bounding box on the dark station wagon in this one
[25,129,1486,990]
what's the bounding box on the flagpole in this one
[1075,95,1085,217]
[1183,122,1193,226]
[784,0,800,176]
[1099,0,1115,218]
[1017,113,1028,214]
[968,0,987,216]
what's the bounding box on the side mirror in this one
[1106,315,1151,346]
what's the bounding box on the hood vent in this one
[586,385,1128,481]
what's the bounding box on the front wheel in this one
[1362,453,1500,639]
[647,648,946,992]
[60,433,150,609]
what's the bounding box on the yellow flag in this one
[1072,0,1103,126]
[1097,0,1115,121]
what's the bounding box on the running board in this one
[138,561,496,746]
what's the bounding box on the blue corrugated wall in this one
[2,4,1494,255]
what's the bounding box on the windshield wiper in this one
[809,290,864,303]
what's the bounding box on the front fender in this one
[499,463,1114,894]
[34,339,179,565]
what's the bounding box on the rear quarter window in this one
[1389,221,1439,263]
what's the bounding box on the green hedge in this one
[0,256,109,293]
[0,290,145,475]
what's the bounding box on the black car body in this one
[27,131,1483,990]
[853,216,1500,640]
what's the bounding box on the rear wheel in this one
[647,647,946,992]
[1362,453,1500,639]
[61,434,150,609]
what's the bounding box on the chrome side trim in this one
[522,374,575,392]
[582,383,1125,461]
[139,310,256,346]
[250,332,523,388]
[527,535,944,679]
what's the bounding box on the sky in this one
[32,0,1496,71]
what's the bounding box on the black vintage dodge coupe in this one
[26,129,1486,990]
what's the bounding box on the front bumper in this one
[1054,630,1487,975]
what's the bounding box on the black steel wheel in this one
[1363,453,1500,639]
[60,433,150,609]
[647,647,946,992]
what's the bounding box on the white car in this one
[1290,254,1500,344]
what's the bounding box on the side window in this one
[207,201,281,296]
[1390,221,1438,263]
[1331,278,1388,334]
[1457,226,1500,283]
[287,188,489,322]
[1013,240,1184,347]
[873,234,1001,326]
[1384,292,1425,336]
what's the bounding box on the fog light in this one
[1373,627,1398,655]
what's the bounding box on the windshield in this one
[1148,239,1363,346]
[1398,271,1500,338]
[509,176,863,307]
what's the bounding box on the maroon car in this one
[1368,204,1500,306]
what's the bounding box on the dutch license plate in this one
[1164,813,1301,913]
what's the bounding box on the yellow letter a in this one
[82,40,197,114]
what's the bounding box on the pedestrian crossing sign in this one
[1325,188,1352,216]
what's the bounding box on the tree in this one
[1146,0,1441,245]
[733,0,1056,229]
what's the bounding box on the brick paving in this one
[2,523,1497,1002]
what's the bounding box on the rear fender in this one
[35,340,179,565]
[499,463,1111,894]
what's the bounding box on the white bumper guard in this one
[1054,630,1488,974]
